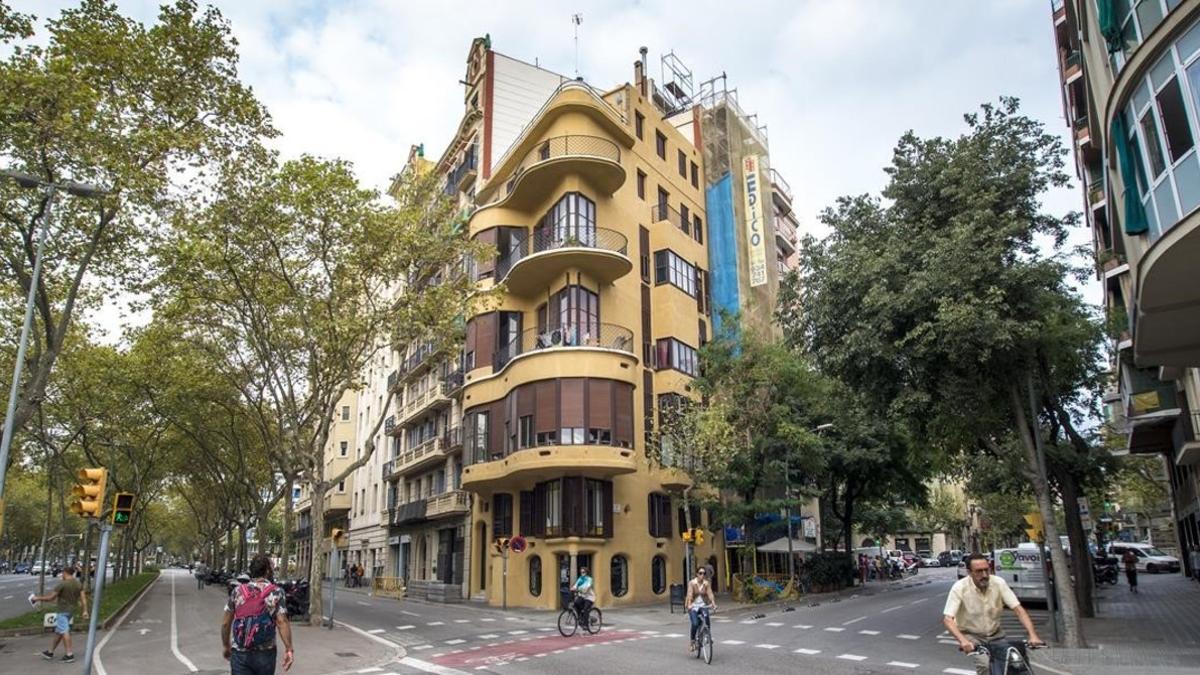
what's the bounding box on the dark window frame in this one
[655,130,667,159]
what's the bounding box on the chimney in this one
[633,59,643,93]
[639,46,648,97]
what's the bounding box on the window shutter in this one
[602,481,614,538]
[536,380,558,433]
[520,491,533,536]
[660,494,673,538]
[647,494,657,537]
[532,483,547,537]
[587,379,612,432]
[561,378,585,428]
[475,229,497,277]
[614,383,634,447]
[517,384,536,417]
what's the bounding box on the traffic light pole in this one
[327,547,338,630]
[81,522,112,675]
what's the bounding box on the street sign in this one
[509,536,527,553]
[1078,497,1092,532]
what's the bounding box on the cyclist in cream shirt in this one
[943,554,1043,675]
[685,566,717,654]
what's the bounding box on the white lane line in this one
[454,619,471,623]
[794,648,821,655]
[1029,662,1075,675]
[357,669,384,673]
[427,621,445,626]
[508,629,528,635]
[478,634,499,639]
[368,628,386,634]
[170,573,199,672]
[910,598,927,604]
[398,656,472,675]
[939,639,960,645]
[739,619,758,624]
[96,574,161,675]
[837,654,868,661]
[824,627,845,632]
[881,604,906,613]
[793,624,813,629]
[754,644,780,649]
[765,621,783,627]
[412,644,433,650]
[396,625,415,630]
[897,634,921,640]
[858,629,881,635]
[2,595,11,600]
[357,600,372,606]
[721,640,746,645]
[841,616,867,626]
[663,633,684,638]
[944,669,976,675]
[888,662,919,668]
[479,618,496,622]
[401,610,421,616]
[445,639,465,645]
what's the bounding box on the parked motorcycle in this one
[280,579,310,621]
[1093,557,1119,585]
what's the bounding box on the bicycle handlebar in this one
[970,639,1046,656]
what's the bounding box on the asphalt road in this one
[0,571,114,621]
[324,566,1053,675]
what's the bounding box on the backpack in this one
[230,582,279,651]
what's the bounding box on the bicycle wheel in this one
[584,607,602,634]
[557,609,578,637]
[700,626,713,664]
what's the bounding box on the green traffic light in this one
[114,512,129,524]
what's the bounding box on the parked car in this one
[919,550,939,567]
[29,560,47,575]
[1107,542,1181,574]
[14,562,30,574]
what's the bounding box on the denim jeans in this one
[688,607,709,642]
[230,648,276,675]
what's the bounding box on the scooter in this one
[1093,558,1119,585]
[280,579,310,621]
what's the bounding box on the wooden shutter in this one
[696,269,705,312]
[561,378,585,428]
[519,491,533,536]
[475,312,497,367]
[532,482,547,537]
[587,379,612,432]
[475,229,497,278]
[639,226,650,282]
[614,383,633,447]
[563,477,584,537]
[647,494,656,536]
[536,380,558,433]
[602,481,614,538]
[640,284,652,365]
[489,400,506,459]
[493,493,513,537]
[659,494,673,538]
[465,319,477,363]
[517,383,536,417]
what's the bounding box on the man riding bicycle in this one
[685,566,717,654]
[943,554,1043,675]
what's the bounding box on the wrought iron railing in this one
[387,370,399,392]
[445,145,478,194]
[390,500,427,526]
[769,168,793,203]
[384,415,395,435]
[504,135,621,196]
[494,322,635,370]
[442,426,463,450]
[496,225,628,279]
[651,203,691,233]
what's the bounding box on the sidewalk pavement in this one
[0,621,397,675]
[1037,571,1200,674]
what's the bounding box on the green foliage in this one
[0,570,157,630]
[806,552,855,591]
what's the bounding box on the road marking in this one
[939,639,960,645]
[358,601,372,606]
[95,573,161,675]
[413,645,433,650]
[454,619,471,623]
[755,644,780,649]
[505,616,520,621]
[909,598,927,604]
[663,633,684,638]
[508,629,528,634]
[765,621,783,626]
[401,610,421,616]
[396,625,415,630]
[739,619,758,624]
[427,621,445,626]
[1028,662,1074,675]
[944,669,976,675]
[794,648,821,655]
[721,640,746,645]
[479,618,496,622]
[445,639,465,645]
[793,624,812,629]
[824,627,845,632]
[888,661,919,668]
[2,595,11,600]
[478,634,499,639]
[881,604,906,613]
[367,628,386,634]
[170,573,199,672]
[357,669,384,673]
[841,616,866,625]
[838,654,868,661]
[897,634,921,640]
[399,656,472,675]
[858,629,880,635]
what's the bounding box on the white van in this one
[993,544,1048,603]
[1107,542,1181,573]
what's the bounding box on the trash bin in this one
[669,582,685,613]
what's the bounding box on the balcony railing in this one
[387,369,399,392]
[384,415,395,435]
[769,168,793,203]
[293,526,312,540]
[494,322,635,370]
[1064,50,1082,71]
[390,500,427,526]
[503,134,622,197]
[426,490,470,519]
[1088,178,1105,205]
[442,369,465,395]
[402,343,436,374]
[445,145,478,194]
[650,203,692,234]
[496,224,628,279]
[442,426,463,450]
[382,457,398,479]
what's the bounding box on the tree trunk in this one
[1010,383,1084,648]
[257,510,269,555]
[307,481,329,626]
[281,476,294,576]
[1054,465,1096,618]
[37,476,52,596]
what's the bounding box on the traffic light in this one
[682,529,693,543]
[1023,512,1044,543]
[694,529,705,546]
[111,492,135,526]
[70,468,107,519]
[330,527,345,544]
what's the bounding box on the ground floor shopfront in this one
[386,495,472,601]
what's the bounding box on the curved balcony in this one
[496,225,631,296]
[492,322,635,373]
[493,135,625,210]
[461,445,638,491]
[1134,208,1200,367]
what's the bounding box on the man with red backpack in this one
[222,554,294,674]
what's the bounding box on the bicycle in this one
[557,590,602,637]
[691,606,714,665]
[968,638,1045,675]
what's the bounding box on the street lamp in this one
[0,170,106,537]
[786,423,834,586]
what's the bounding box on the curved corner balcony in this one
[1134,208,1200,367]
[491,322,635,373]
[495,135,625,210]
[496,226,632,296]
[461,444,638,491]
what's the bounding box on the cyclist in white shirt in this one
[685,566,717,653]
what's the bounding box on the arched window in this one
[529,555,542,597]
[651,555,667,595]
[611,555,629,597]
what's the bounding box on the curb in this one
[324,616,406,675]
[0,571,160,638]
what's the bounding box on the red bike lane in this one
[430,630,649,669]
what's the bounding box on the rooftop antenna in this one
[572,13,583,78]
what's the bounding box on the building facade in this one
[294,391,358,578]
[1053,0,1200,572]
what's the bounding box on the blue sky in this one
[11,0,1099,310]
